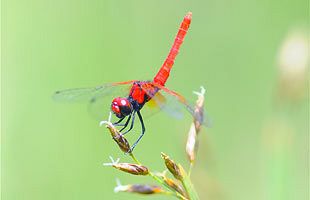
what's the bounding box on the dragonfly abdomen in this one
[153,12,192,86]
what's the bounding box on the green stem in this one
[188,162,194,178]
[129,153,141,165]
[180,165,200,200]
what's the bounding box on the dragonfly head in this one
[111,97,133,118]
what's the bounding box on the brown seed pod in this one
[186,122,198,163]
[114,179,164,195]
[101,118,131,153]
[127,184,164,194]
[162,176,188,197]
[112,163,149,175]
[161,152,183,181]
[104,157,149,175]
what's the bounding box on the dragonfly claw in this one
[128,146,135,153]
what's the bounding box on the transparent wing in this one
[140,92,164,120]
[53,80,135,120]
[143,83,211,127]
[53,80,136,103]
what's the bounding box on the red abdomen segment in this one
[153,12,192,86]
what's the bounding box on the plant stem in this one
[129,153,141,165]
[180,165,200,200]
[188,162,194,178]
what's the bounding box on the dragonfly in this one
[54,12,205,152]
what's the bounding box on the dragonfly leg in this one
[113,117,125,126]
[121,111,136,135]
[130,111,145,152]
[119,115,132,132]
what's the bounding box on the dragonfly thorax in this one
[111,97,133,118]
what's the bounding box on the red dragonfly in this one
[54,12,205,152]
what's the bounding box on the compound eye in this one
[120,99,128,106]
[111,104,120,114]
[111,98,122,118]
[119,99,132,116]
[111,97,132,118]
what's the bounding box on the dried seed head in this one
[192,86,206,132]
[161,152,183,180]
[111,130,131,153]
[185,87,206,163]
[161,175,188,197]
[128,184,164,194]
[100,114,131,153]
[113,163,149,175]
[114,179,164,194]
[104,157,149,175]
[186,122,198,163]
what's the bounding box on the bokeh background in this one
[2,0,309,199]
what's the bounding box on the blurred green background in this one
[2,0,308,199]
